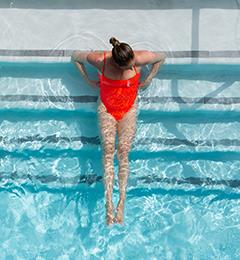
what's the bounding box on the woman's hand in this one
[71,51,81,62]
[71,50,91,63]
[89,79,100,88]
[138,78,152,88]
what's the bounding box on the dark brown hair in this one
[109,37,134,67]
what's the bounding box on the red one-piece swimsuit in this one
[98,51,140,121]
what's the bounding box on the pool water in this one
[0,62,240,259]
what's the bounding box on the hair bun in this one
[109,37,120,47]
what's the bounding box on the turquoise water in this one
[0,62,240,259]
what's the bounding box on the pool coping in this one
[0,50,240,64]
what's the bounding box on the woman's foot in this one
[106,211,115,225]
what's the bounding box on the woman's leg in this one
[116,99,138,224]
[97,98,118,225]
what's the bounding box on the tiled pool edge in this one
[0,50,240,64]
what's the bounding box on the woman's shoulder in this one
[87,51,107,71]
[134,50,166,66]
[133,51,147,72]
[133,50,149,58]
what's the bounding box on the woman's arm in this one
[71,51,99,89]
[71,50,92,63]
[73,62,99,89]
[135,51,166,88]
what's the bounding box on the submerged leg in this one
[116,100,138,224]
[97,99,118,225]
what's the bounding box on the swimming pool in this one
[0,62,240,258]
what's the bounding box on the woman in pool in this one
[71,37,166,225]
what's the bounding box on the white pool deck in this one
[0,0,239,64]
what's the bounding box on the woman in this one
[71,37,166,225]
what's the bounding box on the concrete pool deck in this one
[0,0,239,64]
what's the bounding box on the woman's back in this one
[98,51,141,121]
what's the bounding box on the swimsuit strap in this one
[102,51,106,76]
[133,65,138,74]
